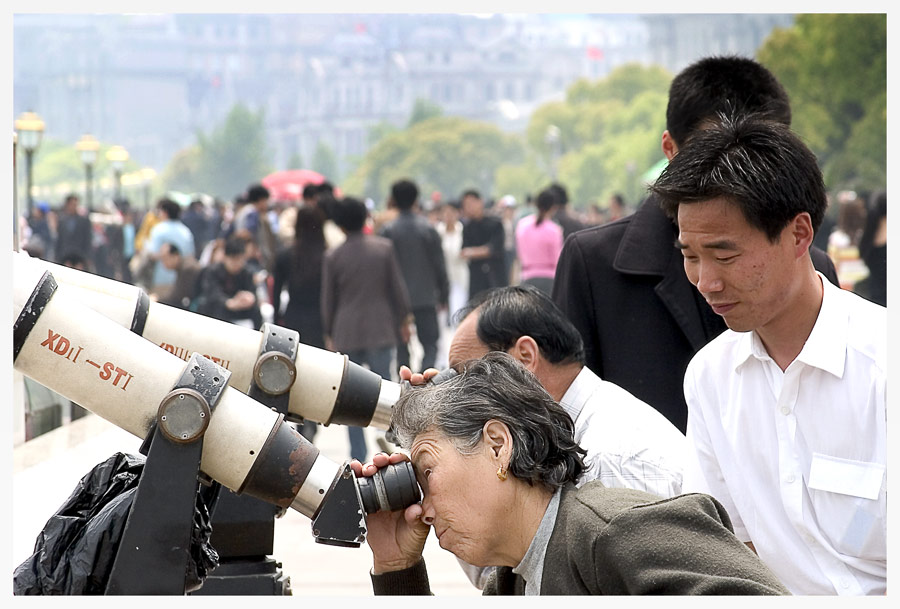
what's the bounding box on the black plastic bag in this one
[13,452,219,595]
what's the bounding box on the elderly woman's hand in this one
[398,365,440,387]
[352,452,431,574]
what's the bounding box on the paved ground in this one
[11,321,477,596]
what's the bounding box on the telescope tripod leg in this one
[105,425,205,595]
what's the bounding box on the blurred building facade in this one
[14,13,793,179]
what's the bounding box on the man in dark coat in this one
[195,235,262,329]
[552,56,839,433]
[380,179,449,372]
[460,189,506,300]
[549,182,586,240]
[321,196,412,462]
[54,194,93,265]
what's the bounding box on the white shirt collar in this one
[558,366,593,423]
[734,272,846,378]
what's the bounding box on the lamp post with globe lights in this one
[106,145,129,202]
[14,111,45,217]
[76,134,100,209]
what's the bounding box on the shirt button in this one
[781,406,791,415]
[840,579,850,589]
[786,474,796,483]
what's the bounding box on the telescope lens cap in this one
[253,351,297,395]
[157,388,211,443]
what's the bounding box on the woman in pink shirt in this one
[515,189,563,294]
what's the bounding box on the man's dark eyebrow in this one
[675,239,738,250]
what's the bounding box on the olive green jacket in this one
[371,482,789,595]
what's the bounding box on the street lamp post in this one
[139,167,157,210]
[106,145,129,202]
[544,124,561,179]
[13,132,19,251]
[14,111,45,217]
[76,134,100,209]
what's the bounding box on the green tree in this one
[757,14,886,191]
[194,103,272,198]
[31,139,87,188]
[368,121,400,146]
[158,146,201,195]
[494,156,551,206]
[520,64,671,208]
[30,138,142,206]
[407,98,443,128]
[567,62,670,106]
[311,141,339,183]
[525,101,580,170]
[342,116,523,203]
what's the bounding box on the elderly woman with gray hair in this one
[353,352,788,595]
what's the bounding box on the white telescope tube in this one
[12,262,343,519]
[14,252,399,431]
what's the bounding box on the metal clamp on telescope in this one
[106,353,231,595]
[248,322,300,421]
[202,322,299,595]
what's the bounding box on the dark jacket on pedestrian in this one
[379,210,449,309]
[552,196,840,433]
[553,207,588,240]
[462,215,507,298]
[321,233,411,353]
[55,212,93,263]
[195,260,262,328]
[157,256,204,311]
[273,246,326,349]
[372,482,789,595]
[181,204,213,258]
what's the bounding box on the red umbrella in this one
[261,169,326,202]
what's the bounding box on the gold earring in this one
[497,466,508,481]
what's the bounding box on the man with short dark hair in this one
[195,235,262,329]
[380,179,449,372]
[144,198,195,293]
[322,197,412,462]
[552,55,839,433]
[238,183,278,273]
[154,242,203,310]
[459,189,506,300]
[653,114,885,596]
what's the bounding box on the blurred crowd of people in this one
[16,174,887,384]
[15,177,636,459]
[18,174,885,342]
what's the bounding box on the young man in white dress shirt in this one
[651,114,886,595]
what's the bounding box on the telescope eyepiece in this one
[356,461,421,514]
